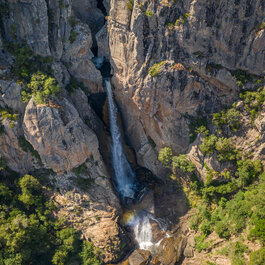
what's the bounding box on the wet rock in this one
[128,249,151,265]
[157,235,187,265]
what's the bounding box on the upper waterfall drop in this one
[105,80,136,200]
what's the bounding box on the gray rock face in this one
[4,0,50,56]
[108,0,265,177]
[23,98,101,173]
[0,80,25,113]
[0,119,35,173]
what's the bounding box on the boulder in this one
[128,249,151,265]
[23,98,101,173]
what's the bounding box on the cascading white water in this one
[105,80,160,252]
[105,80,135,199]
[134,215,155,251]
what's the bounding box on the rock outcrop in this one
[107,0,265,177]
[23,98,101,173]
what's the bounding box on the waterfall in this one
[105,80,135,200]
[105,80,161,252]
[134,214,155,251]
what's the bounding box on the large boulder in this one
[23,98,101,173]
[128,249,151,265]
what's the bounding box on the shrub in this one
[249,219,265,243]
[188,115,208,143]
[158,147,173,167]
[145,10,154,17]
[240,87,265,120]
[199,135,217,155]
[172,154,195,173]
[195,234,210,252]
[225,108,242,131]
[236,159,262,187]
[215,221,230,238]
[149,61,166,77]
[72,163,87,176]
[21,72,61,104]
[231,69,253,87]
[215,137,237,161]
[212,108,241,131]
[126,0,134,11]
[18,136,42,163]
[69,30,78,43]
[200,220,212,236]
[79,241,101,265]
[249,247,265,265]
[0,109,19,128]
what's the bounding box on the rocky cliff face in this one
[0,0,264,263]
[0,0,127,262]
[108,0,265,176]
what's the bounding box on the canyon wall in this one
[108,0,265,176]
[0,0,264,263]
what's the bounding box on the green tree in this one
[80,241,101,265]
[158,147,173,167]
[21,72,61,104]
[199,135,217,155]
[172,154,195,173]
[249,247,265,265]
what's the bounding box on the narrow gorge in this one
[0,0,264,265]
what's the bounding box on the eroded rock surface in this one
[23,98,101,173]
[108,0,265,177]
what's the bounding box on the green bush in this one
[240,87,265,120]
[236,159,262,187]
[0,109,19,128]
[18,136,42,163]
[199,135,217,155]
[195,234,210,252]
[145,10,154,17]
[249,247,265,265]
[69,30,78,43]
[231,69,253,87]
[215,221,230,238]
[72,163,87,176]
[21,72,61,104]
[172,154,195,173]
[149,61,166,77]
[188,115,208,143]
[212,108,241,131]
[200,220,212,236]
[158,147,173,167]
[4,42,53,82]
[0,173,101,265]
[80,241,101,265]
[215,137,238,161]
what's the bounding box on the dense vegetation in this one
[159,77,265,265]
[3,41,61,105]
[0,168,101,265]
